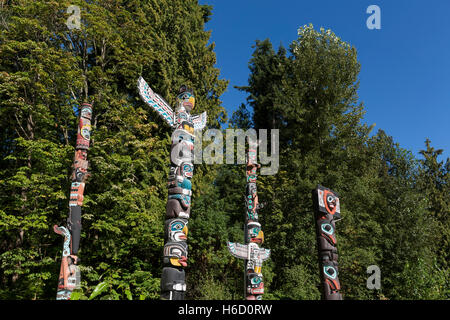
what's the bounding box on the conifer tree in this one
[234,24,447,300]
[0,0,227,300]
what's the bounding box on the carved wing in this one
[53,225,71,257]
[260,248,271,261]
[227,242,248,260]
[137,76,174,127]
[191,111,207,130]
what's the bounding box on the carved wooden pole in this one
[227,138,270,300]
[137,77,207,300]
[54,102,93,300]
[312,185,343,300]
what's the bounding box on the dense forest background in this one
[0,0,448,300]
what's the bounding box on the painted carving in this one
[137,77,206,300]
[163,241,188,267]
[75,104,92,150]
[227,141,270,300]
[54,103,93,300]
[312,185,343,300]
[165,218,189,242]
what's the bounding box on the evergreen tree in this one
[234,24,447,300]
[0,0,227,300]
[417,139,450,297]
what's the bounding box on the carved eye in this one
[321,223,334,235]
[250,276,261,285]
[81,128,90,139]
[171,222,184,232]
[327,195,335,203]
[323,265,337,279]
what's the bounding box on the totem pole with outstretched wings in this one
[227,138,270,300]
[137,76,207,300]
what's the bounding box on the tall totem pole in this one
[137,76,207,300]
[54,102,93,300]
[312,185,343,300]
[227,139,270,300]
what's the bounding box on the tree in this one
[233,23,447,300]
[417,139,450,297]
[0,0,227,300]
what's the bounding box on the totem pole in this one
[227,139,270,300]
[137,76,207,300]
[312,185,343,300]
[54,102,93,300]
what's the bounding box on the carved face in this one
[74,149,88,162]
[80,105,92,118]
[80,123,91,141]
[175,110,190,126]
[177,91,195,112]
[166,219,188,242]
[163,242,188,267]
[247,273,264,295]
[168,165,194,181]
[73,167,86,182]
[248,222,264,244]
[72,151,88,182]
[322,189,339,216]
[181,121,194,134]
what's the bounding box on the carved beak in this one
[258,230,264,243]
[184,97,195,109]
[170,256,187,267]
[179,256,187,267]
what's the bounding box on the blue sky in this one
[199,0,450,162]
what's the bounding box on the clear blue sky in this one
[199,0,450,162]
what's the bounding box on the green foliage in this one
[235,24,449,300]
[195,274,233,300]
[0,0,226,300]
